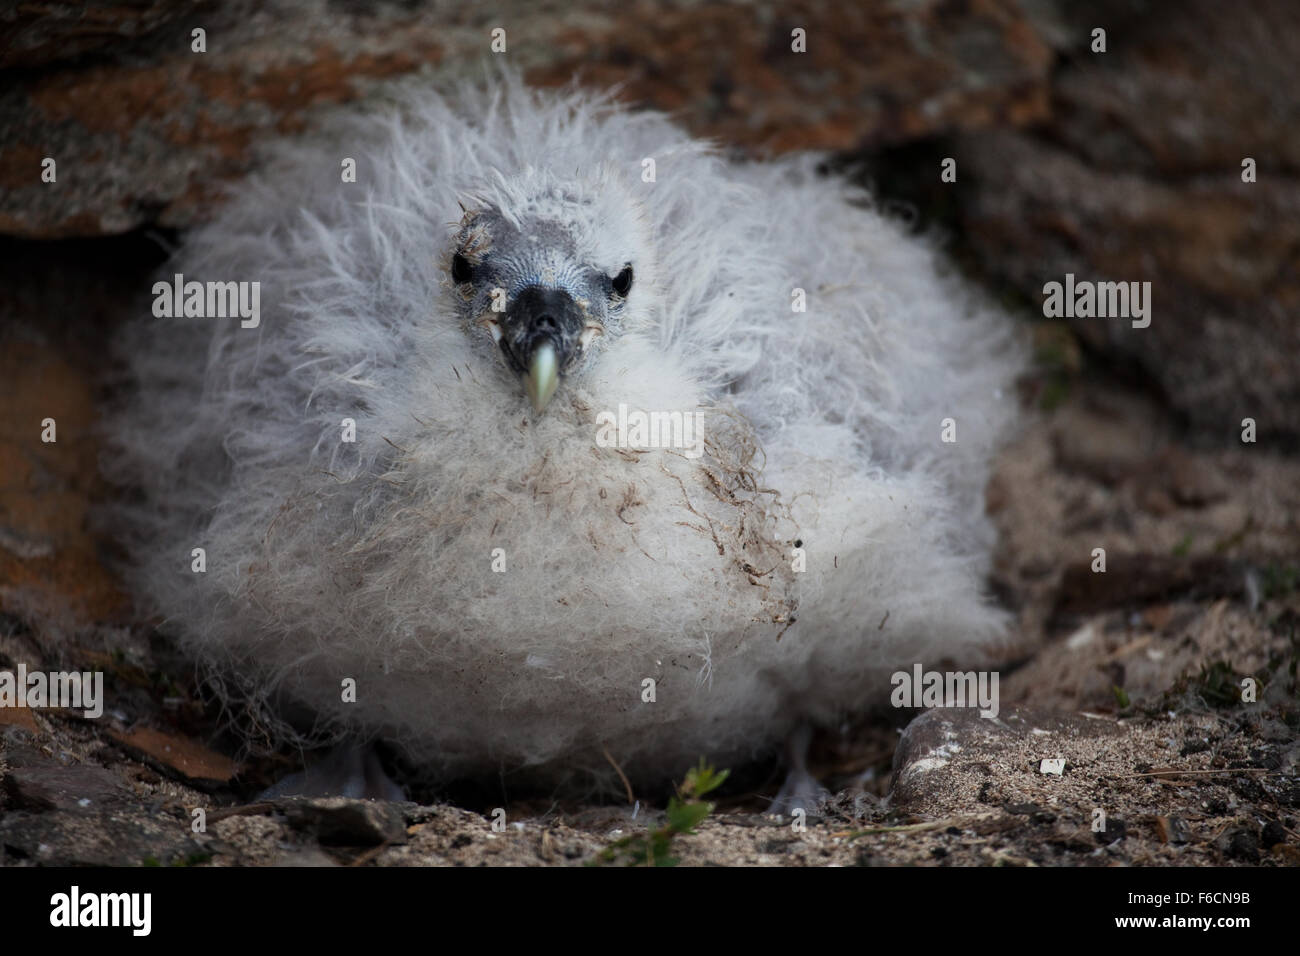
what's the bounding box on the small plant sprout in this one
[593,760,730,867]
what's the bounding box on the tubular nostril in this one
[534,314,559,333]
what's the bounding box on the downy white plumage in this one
[105,71,1024,795]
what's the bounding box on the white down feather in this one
[104,72,1024,791]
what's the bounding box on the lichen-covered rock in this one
[0,0,1051,238]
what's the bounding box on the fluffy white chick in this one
[105,72,1023,802]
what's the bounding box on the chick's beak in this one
[502,285,586,414]
[523,341,558,414]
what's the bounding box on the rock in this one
[890,706,1125,813]
[526,0,1052,152]
[281,796,408,847]
[0,0,1052,239]
[107,724,236,783]
[0,0,200,70]
[0,331,130,625]
[0,808,206,865]
[1039,0,1300,178]
[1052,555,1248,619]
[1,746,134,811]
[1217,826,1260,863]
[0,1,445,237]
[960,129,1300,444]
[1260,820,1286,849]
[955,0,1300,443]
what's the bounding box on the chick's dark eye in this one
[612,265,633,297]
[451,253,474,284]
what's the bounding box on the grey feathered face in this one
[448,200,636,413]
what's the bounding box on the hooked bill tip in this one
[523,341,559,414]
